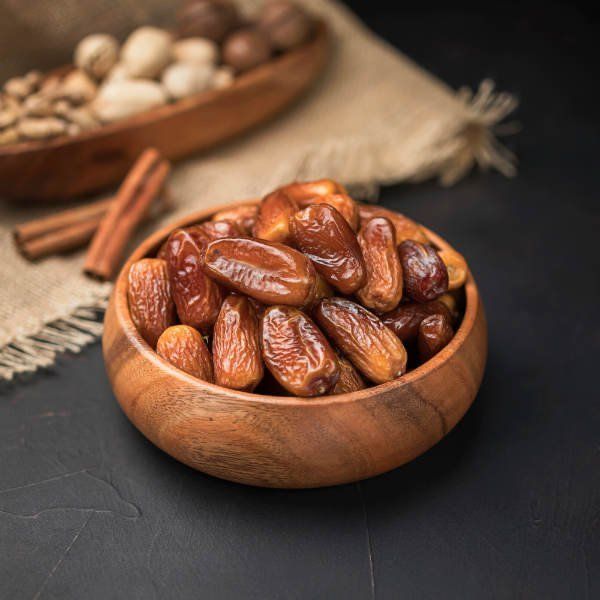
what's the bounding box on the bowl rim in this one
[110,199,480,408]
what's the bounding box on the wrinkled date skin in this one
[417,313,454,362]
[164,228,225,333]
[358,204,429,245]
[212,204,259,235]
[252,190,298,243]
[381,300,452,342]
[356,217,403,313]
[315,297,407,384]
[296,193,359,231]
[332,353,366,394]
[437,247,468,290]
[156,325,214,382]
[278,179,347,203]
[261,305,339,396]
[398,240,448,303]
[127,258,176,348]
[212,295,263,391]
[291,204,366,294]
[184,220,242,258]
[203,237,324,307]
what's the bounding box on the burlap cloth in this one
[0,0,517,379]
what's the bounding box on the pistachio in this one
[60,105,99,130]
[161,62,213,99]
[58,70,97,105]
[38,76,62,100]
[92,79,168,122]
[74,33,119,79]
[172,38,219,65]
[0,127,19,146]
[211,66,234,89]
[24,71,43,90]
[0,107,19,129]
[22,94,54,117]
[4,77,32,100]
[17,117,67,140]
[121,27,172,79]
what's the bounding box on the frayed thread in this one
[0,299,108,380]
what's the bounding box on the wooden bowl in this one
[103,201,488,488]
[0,24,329,204]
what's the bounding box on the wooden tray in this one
[0,23,329,204]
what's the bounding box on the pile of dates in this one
[127,179,468,397]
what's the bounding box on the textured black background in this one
[1,2,599,598]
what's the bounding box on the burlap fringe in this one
[265,79,518,194]
[0,299,108,380]
[0,80,517,381]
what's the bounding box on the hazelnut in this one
[176,0,239,42]
[74,34,119,80]
[222,29,272,73]
[258,1,313,50]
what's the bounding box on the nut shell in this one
[177,0,239,42]
[74,34,119,79]
[258,0,314,50]
[223,29,272,73]
[121,26,172,79]
[92,79,167,123]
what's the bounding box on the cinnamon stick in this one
[14,197,114,245]
[84,148,170,281]
[14,197,115,260]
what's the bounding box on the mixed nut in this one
[0,0,315,146]
[127,179,469,397]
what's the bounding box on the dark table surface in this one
[1,2,598,599]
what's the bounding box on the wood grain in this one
[0,24,329,203]
[102,201,488,488]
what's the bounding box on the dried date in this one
[127,258,176,348]
[437,247,468,290]
[278,178,346,203]
[381,300,452,342]
[203,237,325,307]
[291,204,366,294]
[398,240,448,302]
[261,305,339,396]
[164,228,225,333]
[358,204,429,244]
[252,190,298,243]
[211,204,258,235]
[156,324,214,382]
[296,193,359,231]
[356,216,403,312]
[315,297,407,384]
[417,313,454,362]
[212,294,263,391]
[332,353,366,394]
